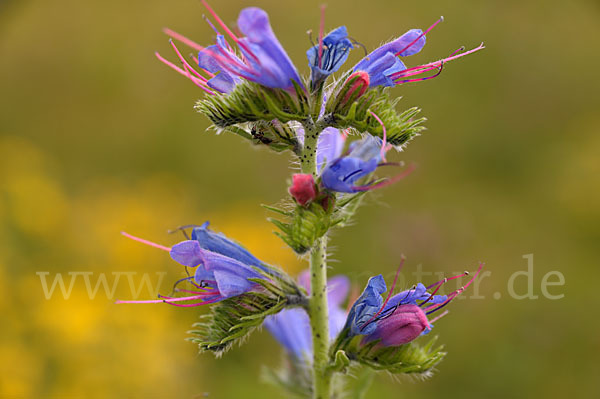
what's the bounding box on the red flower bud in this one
[289,174,317,206]
[362,304,431,347]
[340,71,370,107]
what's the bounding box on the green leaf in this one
[267,202,331,255]
[195,80,310,128]
[336,334,446,377]
[187,268,306,356]
[326,86,426,149]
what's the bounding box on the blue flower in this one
[353,29,426,87]
[264,273,350,361]
[170,240,264,303]
[316,127,346,172]
[344,264,483,347]
[352,18,485,88]
[159,4,303,93]
[190,221,265,270]
[233,7,303,89]
[197,35,241,93]
[116,230,268,307]
[344,275,387,335]
[307,26,353,87]
[320,135,384,193]
[344,275,449,338]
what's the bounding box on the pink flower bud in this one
[289,174,317,206]
[340,70,370,106]
[362,304,431,347]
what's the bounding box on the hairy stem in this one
[301,120,332,399]
[309,236,331,399]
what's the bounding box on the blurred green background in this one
[1,0,598,397]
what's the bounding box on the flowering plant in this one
[118,2,484,397]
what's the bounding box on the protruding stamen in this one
[352,163,416,192]
[317,4,326,68]
[116,293,211,304]
[395,16,444,57]
[424,263,484,315]
[395,61,444,85]
[361,257,406,330]
[368,110,388,162]
[428,309,449,324]
[155,52,214,94]
[348,37,368,57]
[307,29,316,48]
[168,224,201,240]
[190,54,216,78]
[419,278,446,307]
[164,32,255,79]
[121,231,171,252]
[169,40,208,82]
[163,28,204,52]
[163,30,252,79]
[200,0,260,64]
[202,14,219,34]
[449,45,465,57]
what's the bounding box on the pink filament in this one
[394,63,444,84]
[318,4,326,68]
[120,232,171,252]
[428,310,449,325]
[352,163,416,192]
[424,263,484,313]
[200,0,260,64]
[163,28,204,52]
[169,40,208,82]
[426,270,471,290]
[395,16,444,57]
[203,14,220,35]
[361,257,406,329]
[190,55,216,78]
[166,31,256,79]
[154,52,214,95]
[419,278,446,307]
[116,293,207,304]
[391,43,485,81]
[368,110,388,162]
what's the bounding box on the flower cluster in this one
[117,222,272,306]
[118,2,484,398]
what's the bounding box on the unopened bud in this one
[289,174,317,206]
[332,71,370,113]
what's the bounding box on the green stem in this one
[301,120,332,399]
[309,236,331,399]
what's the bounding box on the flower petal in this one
[170,240,204,267]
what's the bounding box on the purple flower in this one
[354,28,427,87]
[157,2,303,93]
[307,26,353,87]
[264,272,350,361]
[320,132,417,194]
[320,135,385,193]
[353,17,484,88]
[116,229,267,307]
[344,275,387,335]
[190,221,265,269]
[196,35,241,93]
[169,240,264,303]
[316,127,346,172]
[345,263,483,347]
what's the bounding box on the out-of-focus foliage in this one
[0,0,598,398]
